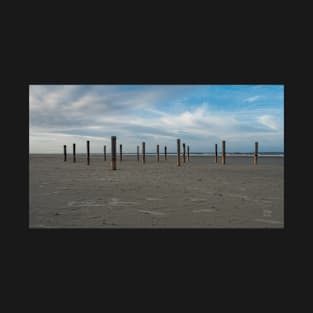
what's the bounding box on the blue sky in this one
[29,85,284,153]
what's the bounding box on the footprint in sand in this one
[213,193,224,197]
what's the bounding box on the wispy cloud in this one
[243,95,262,103]
[258,115,279,130]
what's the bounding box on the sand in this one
[29,154,284,228]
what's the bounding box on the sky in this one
[29,85,284,153]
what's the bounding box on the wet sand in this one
[29,154,284,228]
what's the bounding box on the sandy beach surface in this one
[29,154,284,228]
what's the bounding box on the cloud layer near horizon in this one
[29,85,284,153]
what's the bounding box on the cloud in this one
[29,85,284,153]
[244,95,262,103]
[29,85,179,128]
[258,115,279,130]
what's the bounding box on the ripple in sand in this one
[89,215,102,219]
[138,210,166,216]
[260,199,273,203]
[108,198,138,206]
[192,209,215,213]
[43,191,61,195]
[254,218,283,225]
[228,193,249,200]
[67,200,105,207]
[190,198,208,202]
[145,197,162,201]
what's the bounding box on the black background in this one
[4,3,309,310]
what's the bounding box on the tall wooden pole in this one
[222,140,226,165]
[254,141,258,165]
[183,143,186,163]
[187,145,190,161]
[73,143,76,163]
[87,140,90,165]
[64,145,67,162]
[215,144,218,163]
[120,144,123,161]
[137,145,139,162]
[156,144,159,162]
[142,142,146,164]
[177,139,181,167]
[104,145,106,161]
[164,146,167,160]
[111,136,117,170]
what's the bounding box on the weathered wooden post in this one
[137,145,139,162]
[164,146,167,160]
[73,143,76,163]
[142,142,146,164]
[156,144,159,162]
[120,144,123,161]
[254,141,258,165]
[104,145,106,161]
[64,145,67,162]
[111,136,117,170]
[87,140,90,165]
[215,144,218,163]
[222,140,226,165]
[187,145,190,161]
[177,139,181,167]
[183,143,186,163]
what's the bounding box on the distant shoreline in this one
[29,153,284,157]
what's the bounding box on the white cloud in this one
[258,115,279,130]
[29,85,80,111]
[244,95,262,103]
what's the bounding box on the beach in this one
[29,154,284,228]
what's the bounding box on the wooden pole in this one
[87,140,90,165]
[222,140,226,165]
[215,144,218,163]
[156,144,159,162]
[104,145,106,161]
[177,139,181,167]
[64,145,67,162]
[164,146,167,160]
[111,136,117,170]
[187,145,190,161]
[254,141,258,165]
[137,145,139,162]
[73,143,76,163]
[142,142,145,164]
[183,143,186,163]
[120,144,122,161]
